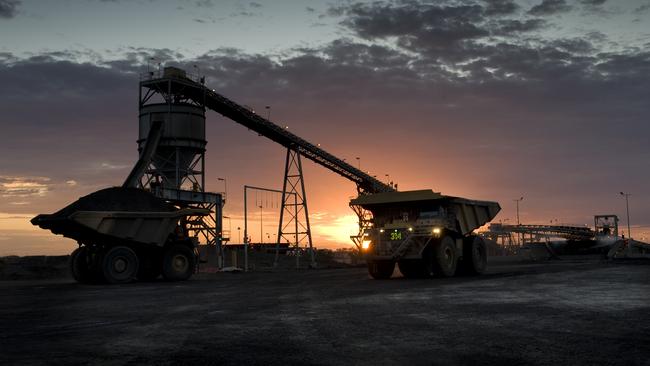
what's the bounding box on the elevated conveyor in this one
[140,69,394,194]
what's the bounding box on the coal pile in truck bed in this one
[51,187,176,217]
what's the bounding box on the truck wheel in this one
[368,260,394,279]
[432,236,457,277]
[101,246,139,284]
[162,244,195,281]
[460,236,487,275]
[137,250,162,281]
[70,247,95,284]
[398,259,429,278]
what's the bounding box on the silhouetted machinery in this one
[32,66,500,283]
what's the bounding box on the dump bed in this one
[31,187,208,246]
[350,189,500,236]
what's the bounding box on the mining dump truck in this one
[31,187,208,284]
[351,190,500,279]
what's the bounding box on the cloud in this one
[580,0,607,5]
[0,0,20,19]
[491,18,546,34]
[0,176,50,198]
[99,162,130,170]
[528,0,572,16]
[194,0,214,7]
[483,0,518,16]
[635,3,650,13]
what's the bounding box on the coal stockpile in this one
[51,187,176,217]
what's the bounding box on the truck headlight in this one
[362,239,372,250]
[432,227,441,236]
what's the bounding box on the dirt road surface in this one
[1,257,649,365]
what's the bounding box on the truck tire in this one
[101,246,139,284]
[137,249,162,281]
[162,244,195,281]
[432,236,457,277]
[398,259,430,278]
[368,260,394,279]
[460,236,487,275]
[70,247,96,284]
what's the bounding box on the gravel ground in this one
[1,257,649,365]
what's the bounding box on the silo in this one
[138,103,207,190]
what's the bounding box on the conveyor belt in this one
[141,74,395,194]
[488,223,595,241]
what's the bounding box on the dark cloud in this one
[550,38,595,54]
[580,0,607,5]
[194,0,213,7]
[338,2,488,44]
[249,2,261,8]
[635,3,650,13]
[0,0,20,18]
[483,0,518,16]
[528,0,572,16]
[491,18,546,34]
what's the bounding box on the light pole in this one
[620,192,631,238]
[222,215,232,241]
[355,157,361,170]
[147,57,155,75]
[237,227,241,244]
[265,105,271,120]
[217,177,227,204]
[513,196,524,225]
[259,205,263,244]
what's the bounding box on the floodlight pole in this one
[620,192,631,238]
[513,196,524,225]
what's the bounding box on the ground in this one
[1,257,649,365]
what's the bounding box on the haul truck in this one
[351,190,500,279]
[31,187,208,284]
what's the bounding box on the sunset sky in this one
[1,0,649,255]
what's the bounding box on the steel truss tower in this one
[274,148,316,268]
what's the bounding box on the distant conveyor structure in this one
[487,223,596,241]
[140,70,396,195]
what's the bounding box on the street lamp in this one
[355,157,361,170]
[259,205,263,244]
[147,57,155,75]
[513,196,524,225]
[217,177,227,204]
[620,192,632,238]
[265,105,271,120]
[237,227,241,244]
[222,215,232,241]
